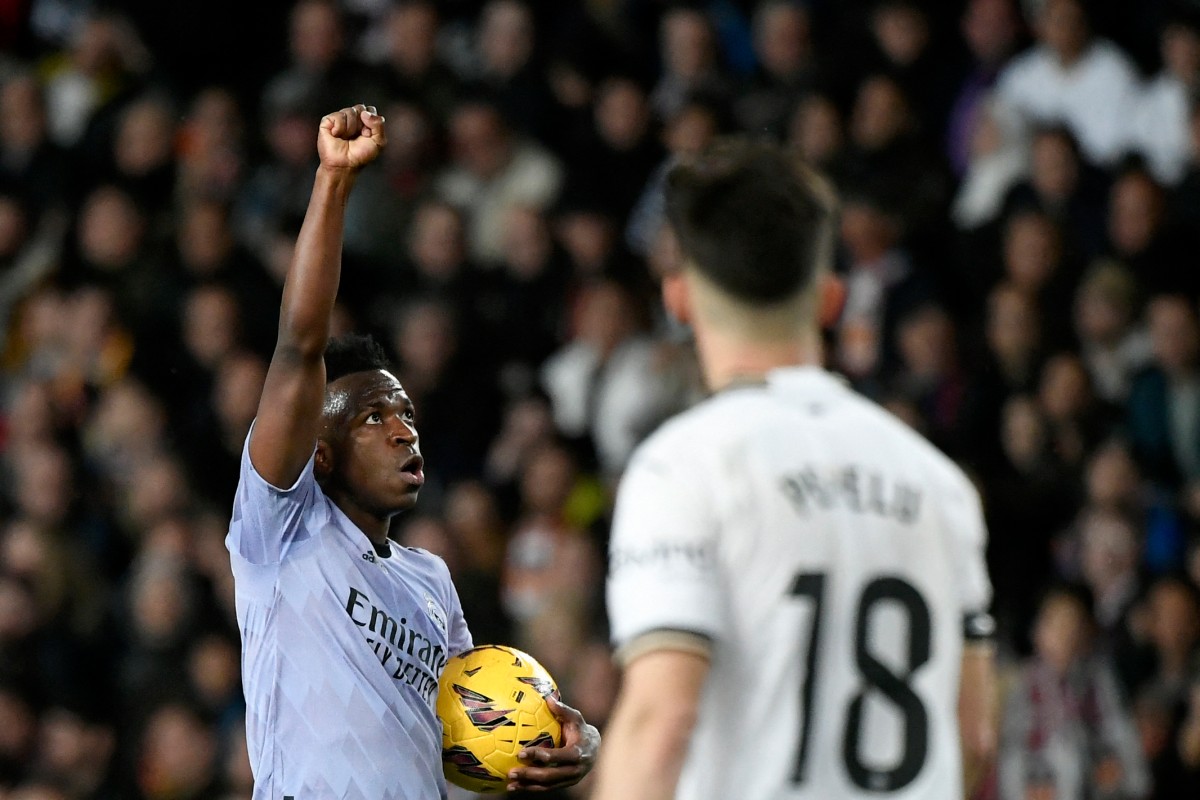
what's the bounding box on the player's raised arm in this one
[248,105,386,488]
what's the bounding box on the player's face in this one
[321,370,425,516]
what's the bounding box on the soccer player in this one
[592,141,996,800]
[226,104,598,799]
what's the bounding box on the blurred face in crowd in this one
[1038,352,1090,421]
[871,2,930,67]
[502,206,553,279]
[1038,0,1090,64]
[178,201,234,274]
[1147,580,1200,660]
[479,0,534,79]
[409,201,466,279]
[13,444,72,527]
[1080,509,1139,593]
[897,306,955,379]
[839,200,899,263]
[450,104,511,179]
[520,442,577,516]
[1147,295,1200,374]
[595,78,649,151]
[1001,395,1046,468]
[115,96,174,177]
[380,100,433,168]
[1074,267,1134,346]
[188,634,241,710]
[289,0,343,69]
[85,379,167,466]
[446,481,505,572]
[663,103,717,156]
[37,706,116,785]
[124,456,189,532]
[183,285,241,369]
[78,187,144,270]
[0,689,35,765]
[987,285,1040,364]
[1085,442,1140,509]
[576,281,638,356]
[754,2,811,78]
[1030,129,1079,204]
[138,704,217,798]
[394,300,457,379]
[1163,22,1200,82]
[0,194,28,260]
[789,95,843,166]
[1109,171,1164,256]
[1003,212,1060,293]
[268,109,316,167]
[557,210,614,275]
[386,1,439,74]
[0,74,47,153]
[851,75,910,151]
[130,556,194,647]
[1033,591,1092,673]
[661,9,715,80]
[214,352,267,441]
[962,0,1019,65]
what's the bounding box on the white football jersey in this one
[227,432,474,800]
[607,367,991,800]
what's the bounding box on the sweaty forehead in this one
[323,369,407,419]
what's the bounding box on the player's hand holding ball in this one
[318,103,386,173]
[438,645,600,793]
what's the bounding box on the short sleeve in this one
[940,476,992,619]
[606,447,725,653]
[226,424,319,566]
[445,568,474,657]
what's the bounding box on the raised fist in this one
[317,104,386,172]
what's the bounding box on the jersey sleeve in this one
[445,568,474,657]
[226,424,319,566]
[941,475,993,633]
[606,446,725,657]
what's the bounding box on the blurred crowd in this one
[2,0,1200,797]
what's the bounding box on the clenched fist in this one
[318,104,386,172]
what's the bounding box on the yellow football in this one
[437,644,563,793]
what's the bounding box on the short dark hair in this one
[324,334,392,383]
[664,138,836,304]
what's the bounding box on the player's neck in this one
[328,491,392,546]
[698,329,824,392]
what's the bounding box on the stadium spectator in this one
[994,0,1140,167]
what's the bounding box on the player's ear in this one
[818,272,846,330]
[661,270,692,326]
[314,439,334,481]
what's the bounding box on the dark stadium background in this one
[1,0,1199,797]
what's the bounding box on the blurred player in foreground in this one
[225,104,598,799]
[592,140,996,800]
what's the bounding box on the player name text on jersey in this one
[779,465,923,524]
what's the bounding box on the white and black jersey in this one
[607,367,992,800]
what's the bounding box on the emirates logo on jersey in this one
[452,684,516,731]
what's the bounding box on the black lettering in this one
[841,467,862,512]
[867,472,886,514]
[346,588,369,626]
[418,637,432,665]
[407,630,424,657]
[799,468,831,508]
[781,477,809,515]
[369,606,399,645]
